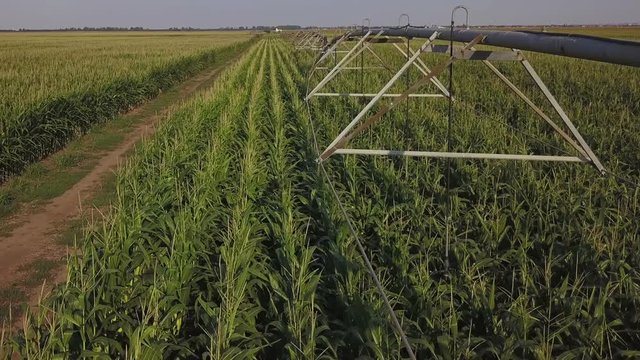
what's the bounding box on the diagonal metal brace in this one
[315,32,442,161]
[314,32,351,67]
[306,31,378,100]
[318,35,485,162]
[392,43,452,98]
[480,56,589,160]
[521,60,606,173]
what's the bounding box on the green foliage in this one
[3,36,640,359]
[296,38,640,358]
[0,32,255,180]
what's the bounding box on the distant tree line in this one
[1,23,639,32]
[14,27,148,32]
[1,25,307,32]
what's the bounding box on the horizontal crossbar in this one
[346,37,406,44]
[313,93,445,98]
[333,148,588,163]
[426,45,523,61]
[315,67,387,70]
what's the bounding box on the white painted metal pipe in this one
[334,148,588,162]
[313,93,445,98]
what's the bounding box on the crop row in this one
[3,37,640,359]
[299,38,640,357]
[0,32,254,182]
[2,38,321,359]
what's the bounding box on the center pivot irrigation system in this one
[292,8,640,359]
[295,9,640,175]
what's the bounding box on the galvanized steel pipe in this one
[347,27,640,67]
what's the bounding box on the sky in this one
[1,0,639,29]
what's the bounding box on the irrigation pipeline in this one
[344,26,640,68]
[304,64,418,360]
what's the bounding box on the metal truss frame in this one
[304,29,606,174]
[294,31,328,51]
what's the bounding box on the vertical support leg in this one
[404,36,410,136]
[360,35,365,98]
[521,60,606,173]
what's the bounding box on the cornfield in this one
[0,31,254,181]
[2,36,640,359]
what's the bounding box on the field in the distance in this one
[0,31,253,180]
[0,31,251,122]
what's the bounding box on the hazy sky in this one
[1,0,639,29]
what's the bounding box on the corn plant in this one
[0,32,256,181]
[4,36,640,359]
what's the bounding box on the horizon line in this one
[2,22,640,32]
